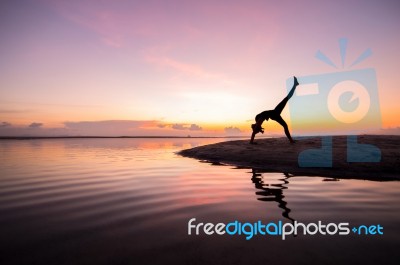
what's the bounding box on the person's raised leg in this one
[274,97,289,115]
[287,76,299,99]
[274,76,299,115]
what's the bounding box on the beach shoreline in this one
[179,135,400,181]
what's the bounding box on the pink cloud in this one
[44,1,134,48]
[44,0,280,53]
[170,123,202,131]
[224,126,242,134]
[145,54,234,84]
[0,120,209,137]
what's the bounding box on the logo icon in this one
[287,38,381,167]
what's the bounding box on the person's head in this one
[251,123,263,134]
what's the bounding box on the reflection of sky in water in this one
[0,138,399,265]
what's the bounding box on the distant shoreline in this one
[179,135,400,181]
[0,136,249,140]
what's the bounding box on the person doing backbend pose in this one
[250,76,299,144]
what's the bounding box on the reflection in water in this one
[250,169,295,222]
[0,139,399,265]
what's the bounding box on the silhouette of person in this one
[250,76,299,144]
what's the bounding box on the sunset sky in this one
[1,0,399,136]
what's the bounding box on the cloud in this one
[47,1,126,48]
[146,55,228,81]
[171,123,202,131]
[145,54,235,85]
[0,122,11,127]
[29,122,43,128]
[171,124,186,130]
[224,126,242,134]
[64,120,144,129]
[0,109,30,113]
[189,124,202,131]
[63,120,204,135]
[0,120,209,137]
[63,120,159,135]
[378,127,400,135]
[0,122,68,137]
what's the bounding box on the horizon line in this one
[0,135,250,140]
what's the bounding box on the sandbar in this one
[179,135,400,180]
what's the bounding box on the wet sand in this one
[179,135,400,180]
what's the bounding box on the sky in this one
[1,0,399,136]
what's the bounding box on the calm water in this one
[0,138,399,265]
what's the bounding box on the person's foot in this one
[250,142,258,145]
[293,76,299,86]
[290,140,296,144]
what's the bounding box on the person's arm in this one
[250,131,256,144]
[250,119,264,144]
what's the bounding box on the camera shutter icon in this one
[286,39,381,167]
[327,80,370,124]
